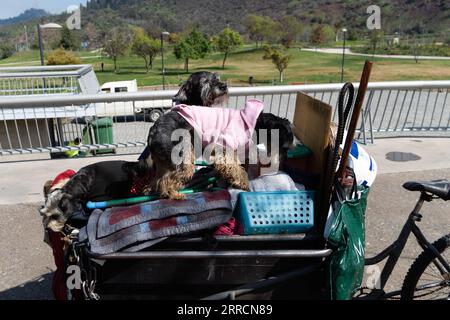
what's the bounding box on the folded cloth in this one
[79,189,232,254]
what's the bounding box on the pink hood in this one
[172,99,264,150]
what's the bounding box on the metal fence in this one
[0,80,449,157]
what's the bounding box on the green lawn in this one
[1,46,450,87]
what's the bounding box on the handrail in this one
[1,81,450,108]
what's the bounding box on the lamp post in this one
[37,23,63,66]
[160,31,170,90]
[340,28,347,83]
[36,22,63,148]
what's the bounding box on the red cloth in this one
[214,217,237,236]
[48,231,67,300]
[51,169,76,188]
[130,169,155,195]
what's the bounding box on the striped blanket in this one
[79,190,232,254]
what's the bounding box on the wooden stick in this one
[337,60,373,180]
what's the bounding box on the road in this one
[302,48,450,61]
[0,138,449,299]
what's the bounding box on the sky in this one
[0,0,88,19]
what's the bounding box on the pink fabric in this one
[172,99,264,150]
[214,217,236,236]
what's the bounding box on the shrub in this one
[47,48,81,65]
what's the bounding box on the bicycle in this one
[355,179,450,300]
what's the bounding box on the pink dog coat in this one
[172,99,264,150]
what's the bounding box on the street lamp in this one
[160,31,170,90]
[37,23,63,66]
[36,22,63,148]
[341,28,347,83]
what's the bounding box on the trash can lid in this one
[91,117,113,127]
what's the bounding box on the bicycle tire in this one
[401,234,450,300]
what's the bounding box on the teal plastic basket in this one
[236,191,315,235]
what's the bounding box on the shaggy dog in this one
[173,71,229,106]
[144,100,294,200]
[40,161,148,232]
[138,71,229,162]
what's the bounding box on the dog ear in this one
[275,119,294,149]
[43,180,53,200]
[173,81,190,105]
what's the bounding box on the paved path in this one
[302,48,450,60]
[0,138,449,299]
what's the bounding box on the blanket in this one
[79,189,232,254]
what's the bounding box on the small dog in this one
[173,71,228,106]
[40,161,149,232]
[138,71,228,162]
[145,99,294,200]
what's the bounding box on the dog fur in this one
[40,161,148,232]
[173,71,228,106]
[145,110,294,200]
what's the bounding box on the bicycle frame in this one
[363,192,450,299]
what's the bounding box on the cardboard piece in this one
[293,92,332,176]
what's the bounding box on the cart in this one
[59,62,373,300]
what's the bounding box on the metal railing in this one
[0,80,449,157]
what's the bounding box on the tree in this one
[279,16,302,48]
[263,45,291,83]
[310,24,335,46]
[243,14,282,47]
[173,29,211,73]
[0,44,14,60]
[131,28,160,73]
[310,25,326,46]
[59,25,80,50]
[103,28,131,73]
[213,28,243,69]
[47,48,81,65]
[369,30,384,55]
[243,14,266,48]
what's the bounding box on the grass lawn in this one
[1,46,450,87]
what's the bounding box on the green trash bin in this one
[82,117,115,155]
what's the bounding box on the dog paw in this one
[142,185,152,195]
[232,177,250,191]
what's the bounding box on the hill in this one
[0,9,49,26]
[0,0,449,47]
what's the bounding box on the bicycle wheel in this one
[401,234,450,300]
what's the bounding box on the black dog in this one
[40,161,148,232]
[144,105,295,199]
[173,71,228,106]
[139,71,229,162]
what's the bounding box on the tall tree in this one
[263,45,291,83]
[131,28,160,73]
[59,25,80,50]
[173,29,211,73]
[213,28,243,69]
[310,25,334,46]
[103,28,131,73]
[243,14,266,48]
[279,16,302,48]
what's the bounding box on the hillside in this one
[0,9,49,26]
[0,0,449,46]
[82,0,450,36]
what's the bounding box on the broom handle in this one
[337,60,373,180]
